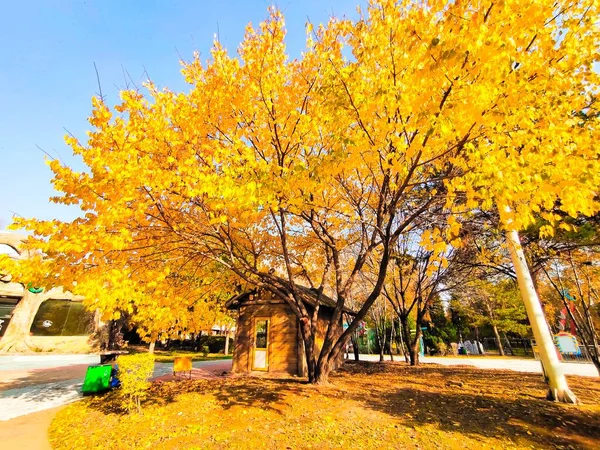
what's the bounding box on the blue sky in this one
[0,0,361,230]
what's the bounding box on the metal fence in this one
[481,337,594,363]
[534,341,595,364]
[557,347,594,363]
[481,337,535,357]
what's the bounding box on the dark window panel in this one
[0,297,20,337]
[30,300,94,336]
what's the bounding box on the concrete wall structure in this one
[0,232,95,353]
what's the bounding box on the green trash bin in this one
[82,364,113,395]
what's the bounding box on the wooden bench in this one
[99,350,129,364]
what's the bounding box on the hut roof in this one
[225,280,356,315]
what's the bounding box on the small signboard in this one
[554,332,581,356]
[173,356,193,378]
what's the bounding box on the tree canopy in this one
[3,0,599,383]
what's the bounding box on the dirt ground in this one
[49,361,600,450]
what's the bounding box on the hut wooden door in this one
[252,317,269,371]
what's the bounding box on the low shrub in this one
[425,335,449,356]
[437,341,448,356]
[116,353,155,413]
[197,335,233,354]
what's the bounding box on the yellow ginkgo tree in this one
[10,0,599,392]
[441,0,599,402]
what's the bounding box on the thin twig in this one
[93,62,104,101]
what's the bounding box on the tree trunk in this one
[399,314,420,366]
[314,333,338,384]
[506,228,577,403]
[502,332,514,356]
[305,245,394,384]
[590,354,600,376]
[314,358,330,384]
[313,325,350,384]
[148,341,156,354]
[397,319,409,362]
[560,293,600,377]
[389,324,395,362]
[588,336,600,377]
[375,325,386,362]
[573,318,600,376]
[492,323,505,356]
[108,319,126,350]
[399,314,412,364]
[409,333,420,366]
[351,334,360,361]
[224,328,230,355]
[0,290,46,353]
[309,315,352,384]
[299,319,318,382]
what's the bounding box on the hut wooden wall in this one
[231,289,346,377]
[232,299,298,375]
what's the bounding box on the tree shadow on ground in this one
[86,376,306,416]
[78,360,600,448]
[339,361,600,449]
[209,377,306,413]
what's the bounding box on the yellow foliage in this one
[49,365,600,450]
[116,353,155,413]
[7,0,599,341]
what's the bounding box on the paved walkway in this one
[0,363,90,391]
[0,362,90,422]
[0,405,62,450]
[152,359,232,381]
[0,354,100,372]
[358,354,599,377]
[0,377,83,421]
[0,359,233,422]
[1,354,594,425]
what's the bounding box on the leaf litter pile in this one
[50,362,600,449]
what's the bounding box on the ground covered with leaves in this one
[50,362,600,450]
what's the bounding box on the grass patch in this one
[125,346,232,363]
[153,352,232,364]
[50,362,600,450]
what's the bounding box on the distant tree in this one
[383,228,469,365]
[453,279,529,356]
[423,296,458,354]
[448,296,474,343]
[541,249,600,375]
[367,296,394,362]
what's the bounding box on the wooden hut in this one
[226,285,353,377]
